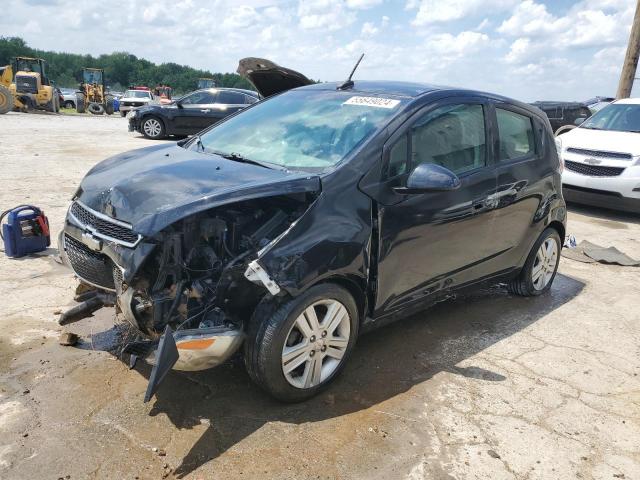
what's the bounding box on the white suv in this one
[119,89,154,117]
[557,98,640,213]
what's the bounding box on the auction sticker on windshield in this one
[343,96,401,109]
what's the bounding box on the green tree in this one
[0,36,255,94]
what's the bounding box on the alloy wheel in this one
[281,299,351,389]
[532,237,558,290]
[143,118,162,137]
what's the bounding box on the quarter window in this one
[410,104,486,175]
[496,108,535,161]
[387,134,408,178]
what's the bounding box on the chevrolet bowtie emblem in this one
[583,157,601,165]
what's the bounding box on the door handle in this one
[200,109,211,113]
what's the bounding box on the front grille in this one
[64,234,116,290]
[566,147,632,160]
[565,160,625,177]
[15,75,38,94]
[123,101,143,107]
[70,202,139,245]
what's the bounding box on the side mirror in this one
[393,163,461,194]
[574,117,586,126]
[176,100,184,109]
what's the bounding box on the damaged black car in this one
[61,58,566,402]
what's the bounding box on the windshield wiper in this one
[193,134,205,152]
[210,150,286,170]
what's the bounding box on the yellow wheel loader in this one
[0,64,13,114]
[76,68,114,115]
[8,57,59,113]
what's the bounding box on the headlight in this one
[126,110,137,119]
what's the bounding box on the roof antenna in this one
[337,53,364,90]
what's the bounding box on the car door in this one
[485,102,551,270]
[370,98,499,317]
[173,91,218,133]
[197,90,248,129]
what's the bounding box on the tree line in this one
[0,37,254,94]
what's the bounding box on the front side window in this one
[181,91,217,105]
[410,103,486,175]
[195,90,408,171]
[496,108,535,161]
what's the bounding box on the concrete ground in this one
[0,112,639,480]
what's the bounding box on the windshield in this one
[83,70,103,84]
[581,103,640,132]
[125,90,151,98]
[195,90,407,171]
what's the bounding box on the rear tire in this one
[76,93,85,113]
[88,102,105,115]
[0,85,12,114]
[508,227,561,297]
[141,116,166,139]
[244,283,359,402]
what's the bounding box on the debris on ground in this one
[59,332,79,346]
[562,240,640,266]
[487,450,501,459]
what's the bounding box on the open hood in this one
[76,143,321,236]
[237,57,313,97]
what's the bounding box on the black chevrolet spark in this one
[61,60,566,402]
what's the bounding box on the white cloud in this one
[297,0,357,30]
[407,0,516,26]
[346,0,383,9]
[361,21,379,37]
[0,0,634,102]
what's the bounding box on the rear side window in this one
[244,95,259,104]
[496,108,535,161]
[217,91,246,104]
[411,104,486,175]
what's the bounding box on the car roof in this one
[299,80,445,98]
[613,97,640,105]
[295,80,544,119]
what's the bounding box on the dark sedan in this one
[128,87,260,139]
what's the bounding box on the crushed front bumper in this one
[59,206,246,399]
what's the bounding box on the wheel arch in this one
[547,220,565,245]
[306,274,368,325]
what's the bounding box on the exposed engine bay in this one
[118,194,313,339]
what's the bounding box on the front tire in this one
[63,100,75,109]
[141,116,166,139]
[0,85,12,114]
[244,283,359,402]
[508,227,561,297]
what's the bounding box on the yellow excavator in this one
[0,57,59,114]
[76,68,114,115]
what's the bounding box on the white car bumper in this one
[562,163,640,212]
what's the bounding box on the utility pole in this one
[617,0,640,99]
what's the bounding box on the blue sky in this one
[2,0,636,101]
